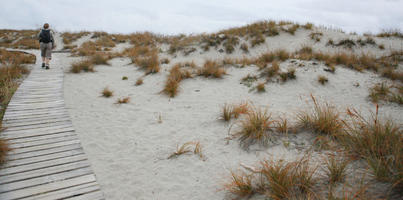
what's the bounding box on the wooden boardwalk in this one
[0,51,104,200]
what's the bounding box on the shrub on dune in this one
[233,106,276,149]
[198,60,226,78]
[339,106,403,190]
[70,59,94,73]
[296,95,343,136]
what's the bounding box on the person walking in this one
[38,23,55,70]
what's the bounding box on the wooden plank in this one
[17,180,99,200]
[6,143,82,161]
[0,160,90,185]
[1,127,75,140]
[65,190,104,200]
[0,154,87,176]
[3,113,70,124]
[7,139,81,155]
[3,118,71,128]
[2,148,83,169]
[3,110,68,119]
[6,130,75,144]
[3,121,73,132]
[8,134,77,149]
[0,174,97,200]
[0,167,93,193]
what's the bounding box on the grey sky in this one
[1,0,402,35]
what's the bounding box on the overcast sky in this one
[1,0,402,35]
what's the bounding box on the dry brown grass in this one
[128,47,160,75]
[70,59,94,73]
[0,138,10,165]
[324,155,350,184]
[339,106,403,191]
[318,75,328,85]
[198,60,226,78]
[135,78,143,86]
[90,53,110,65]
[240,43,249,53]
[116,97,130,104]
[233,106,276,149]
[62,31,90,44]
[101,87,113,97]
[221,102,250,122]
[376,30,403,39]
[168,141,204,159]
[224,171,255,198]
[224,157,318,199]
[297,95,343,136]
[256,82,266,92]
[0,49,36,65]
[0,52,32,165]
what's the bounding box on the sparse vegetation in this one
[324,155,349,184]
[224,157,318,199]
[122,76,128,80]
[70,59,94,73]
[0,50,34,165]
[318,75,328,85]
[101,87,113,97]
[168,141,204,159]
[256,82,265,92]
[116,97,130,104]
[339,106,403,191]
[198,60,226,78]
[233,106,276,149]
[135,78,143,86]
[297,95,343,136]
[309,32,323,42]
[369,82,402,104]
[240,43,249,53]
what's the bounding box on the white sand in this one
[63,28,403,199]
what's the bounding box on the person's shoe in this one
[45,65,50,70]
[42,63,45,68]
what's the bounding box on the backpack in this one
[39,29,51,43]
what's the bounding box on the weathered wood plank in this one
[1,127,75,140]
[22,182,100,200]
[0,167,93,193]
[7,139,81,155]
[0,154,87,176]
[0,160,90,185]
[1,148,83,169]
[6,143,82,161]
[8,134,78,149]
[0,174,97,200]
[65,190,105,200]
[6,130,75,144]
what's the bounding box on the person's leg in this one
[45,43,52,69]
[40,43,46,68]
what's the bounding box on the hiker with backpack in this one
[38,23,55,70]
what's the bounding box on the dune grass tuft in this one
[224,171,255,198]
[101,87,113,98]
[318,75,328,85]
[116,97,130,104]
[324,155,349,184]
[233,106,276,149]
[0,138,10,165]
[256,82,266,92]
[198,60,226,78]
[70,59,94,73]
[168,141,204,159]
[135,78,143,86]
[297,95,343,136]
[339,106,403,190]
